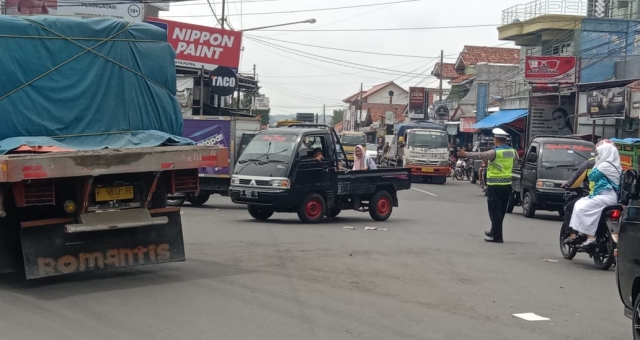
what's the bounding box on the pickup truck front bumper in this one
[531,188,565,209]
[229,186,294,207]
[406,165,449,177]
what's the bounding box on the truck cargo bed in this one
[0,146,229,182]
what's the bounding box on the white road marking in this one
[513,313,550,321]
[411,187,438,197]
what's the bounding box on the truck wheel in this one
[633,293,640,339]
[166,196,186,207]
[187,192,210,207]
[326,207,341,218]
[506,191,515,214]
[369,190,393,221]
[248,205,274,220]
[522,192,536,218]
[298,193,326,223]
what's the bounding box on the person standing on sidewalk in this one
[457,128,515,243]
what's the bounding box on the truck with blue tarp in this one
[0,15,227,279]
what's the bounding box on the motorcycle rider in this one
[560,156,596,244]
[566,140,621,247]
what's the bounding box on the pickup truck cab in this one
[509,136,596,218]
[229,125,411,223]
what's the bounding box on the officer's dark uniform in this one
[484,144,516,242]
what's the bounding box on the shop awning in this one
[472,109,528,129]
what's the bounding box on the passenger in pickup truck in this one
[457,128,515,243]
[567,141,621,248]
[353,145,377,170]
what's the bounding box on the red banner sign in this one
[460,117,477,133]
[409,87,425,108]
[146,17,243,70]
[525,56,577,84]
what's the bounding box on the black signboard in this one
[296,113,315,123]
[209,67,238,96]
[587,86,627,119]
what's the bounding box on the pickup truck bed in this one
[337,168,411,196]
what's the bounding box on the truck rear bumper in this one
[406,165,448,176]
[19,208,185,279]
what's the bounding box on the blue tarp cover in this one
[611,138,640,144]
[0,16,187,153]
[472,109,528,129]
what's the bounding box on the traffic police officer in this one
[458,128,515,243]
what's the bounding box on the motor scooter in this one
[453,158,466,180]
[559,188,621,270]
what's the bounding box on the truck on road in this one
[229,124,411,222]
[385,121,449,184]
[168,115,260,206]
[0,16,226,279]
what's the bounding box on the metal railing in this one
[502,0,587,25]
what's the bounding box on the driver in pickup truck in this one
[457,128,515,243]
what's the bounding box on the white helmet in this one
[492,128,509,139]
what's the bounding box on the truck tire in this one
[506,191,515,214]
[326,207,341,218]
[187,192,210,207]
[369,190,393,221]
[522,191,536,218]
[248,205,274,220]
[166,196,186,207]
[298,193,326,223]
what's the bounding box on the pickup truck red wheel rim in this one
[305,199,322,218]
[377,196,390,215]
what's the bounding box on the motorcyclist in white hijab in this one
[568,140,621,247]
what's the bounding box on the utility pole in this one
[221,0,226,29]
[357,82,363,131]
[439,50,443,102]
[323,104,326,124]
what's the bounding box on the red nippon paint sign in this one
[524,56,577,84]
[146,17,242,70]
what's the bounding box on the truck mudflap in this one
[20,208,185,279]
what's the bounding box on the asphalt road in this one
[0,179,630,340]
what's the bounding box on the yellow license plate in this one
[421,167,434,172]
[95,186,134,202]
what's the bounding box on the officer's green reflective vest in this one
[486,148,515,186]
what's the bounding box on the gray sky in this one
[162,0,519,116]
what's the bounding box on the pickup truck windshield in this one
[407,131,448,148]
[238,134,298,163]
[541,144,595,166]
[342,135,365,146]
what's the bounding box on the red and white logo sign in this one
[525,56,577,84]
[146,17,243,70]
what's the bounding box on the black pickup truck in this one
[508,136,596,218]
[229,124,411,223]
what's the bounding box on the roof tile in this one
[432,62,462,79]
[457,45,520,69]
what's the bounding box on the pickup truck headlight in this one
[405,158,416,165]
[231,176,240,185]
[270,179,290,188]
[536,180,555,188]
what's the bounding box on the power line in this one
[246,24,499,32]
[218,0,419,16]
[245,34,444,58]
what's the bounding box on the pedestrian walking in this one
[457,128,515,243]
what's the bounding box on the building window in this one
[552,42,572,56]
[526,48,534,56]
